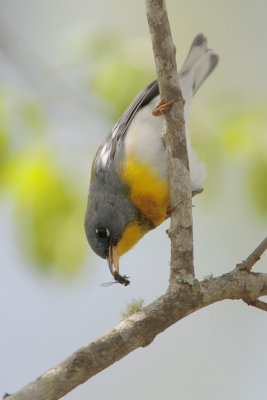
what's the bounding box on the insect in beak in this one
[107,245,130,286]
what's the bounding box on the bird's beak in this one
[108,245,120,276]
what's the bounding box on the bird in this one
[84,34,219,285]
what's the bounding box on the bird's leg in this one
[166,188,204,218]
[165,204,177,219]
[152,96,174,116]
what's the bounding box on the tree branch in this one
[146,0,194,285]
[5,241,267,400]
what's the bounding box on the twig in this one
[246,299,267,312]
[237,236,267,271]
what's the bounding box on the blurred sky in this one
[0,1,266,400]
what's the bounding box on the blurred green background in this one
[0,1,266,400]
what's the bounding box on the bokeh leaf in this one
[190,99,267,215]
[92,56,153,120]
[87,34,154,120]
[3,151,87,275]
[0,93,11,185]
[20,101,47,134]
[247,156,267,216]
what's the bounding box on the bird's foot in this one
[166,204,177,219]
[152,96,174,116]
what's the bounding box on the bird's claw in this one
[152,96,174,116]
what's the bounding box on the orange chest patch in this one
[120,156,170,227]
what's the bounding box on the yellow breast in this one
[117,155,169,256]
[117,222,148,257]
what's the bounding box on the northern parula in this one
[84,34,218,285]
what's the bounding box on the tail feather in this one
[178,33,219,124]
[179,33,219,96]
[180,34,209,77]
[178,34,219,192]
[191,51,219,95]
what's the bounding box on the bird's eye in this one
[95,227,110,239]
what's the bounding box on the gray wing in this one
[93,33,219,175]
[94,80,159,170]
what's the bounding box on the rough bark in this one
[4,1,267,399]
[146,0,194,284]
[4,239,267,400]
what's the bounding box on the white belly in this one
[124,95,206,192]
